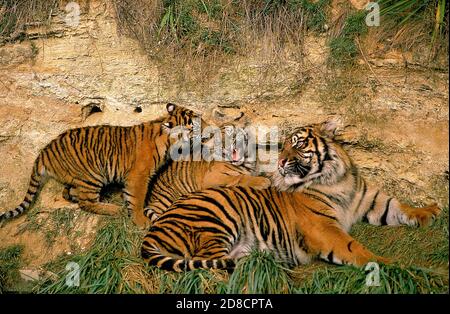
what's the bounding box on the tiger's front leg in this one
[302,221,390,267]
[124,172,150,228]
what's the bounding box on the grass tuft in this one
[226,249,291,294]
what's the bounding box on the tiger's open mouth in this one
[232,149,240,162]
[278,162,311,178]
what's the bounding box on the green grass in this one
[328,11,367,65]
[29,205,448,294]
[0,244,24,293]
[299,0,330,33]
[376,0,448,60]
[4,190,447,294]
[226,250,291,294]
[34,215,143,293]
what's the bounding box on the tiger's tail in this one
[1,155,46,222]
[141,245,235,272]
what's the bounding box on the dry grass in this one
[110,0,327,92]
[0,0,59,40]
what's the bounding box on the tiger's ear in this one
[316,116,343,139]
[166,103,177,115]
[161,121,173,134]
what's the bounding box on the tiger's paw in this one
[405,203,441,227]
[132,212,151,230]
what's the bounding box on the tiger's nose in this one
[278,158,287,167]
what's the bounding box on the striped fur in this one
[143,123,271,225]
[0,103,200,227]
[141,118,440,271]
[143,160,271,224]
[273,118,440,231]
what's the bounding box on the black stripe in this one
[327,251,334,263]
[145,158,173,206]
[160,258,175,271]
[363,190,380,222]
[302,191,335,210]
[209,190,240,233]
[193,260,203,269]
[347,241,353,252]
[225,259,235,269]
[307,188,347,208]
[353,179,368,213]
[380,198,392,225]
[147,254,166,265]
[303,204,337,221]
[149,225,192,255]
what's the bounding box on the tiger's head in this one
[201,112,256,171]
[162,103,206,134]
[273,117,351,191]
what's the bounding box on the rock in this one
[19,269,57,282]
[19,269,40,281]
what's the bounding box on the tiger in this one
[141,118,440,271]
[0,103,202,227]
[143,121,272,225]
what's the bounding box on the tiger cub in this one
[141,118,440,271]
[143,123,271,223]
[0,103,201,227]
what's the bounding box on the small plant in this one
[328,10,367,65]
[299,0,330,32]
[378,0,449,59]
[30,40,38,60]
[18,207,79,247]
[0,0,58,40]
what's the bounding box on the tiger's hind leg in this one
[303,222,390,267]
[76,186,122,216]
[361,189,441,227]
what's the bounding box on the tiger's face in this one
[275,118,344,189]
[201,124,254,168]
[278,126,322,178]
[221,125,249,164]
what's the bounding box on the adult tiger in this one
[141,118,440,271]
[0,103,201,227]
[143,122,272,223]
